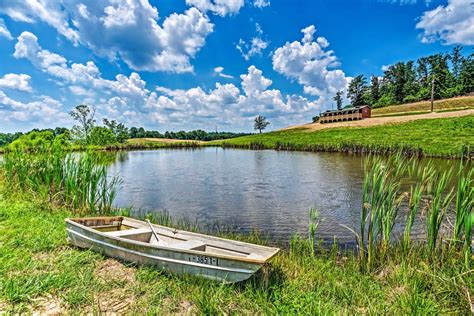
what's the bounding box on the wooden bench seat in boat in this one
[105,228,206,251]
[171,239,206,251]
[104,227,152,242]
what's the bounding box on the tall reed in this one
[453,162,473,244]
[360,155,407,270]
[426,168,454,253]
[403,161,435,253]
[357,155,472,271]
[464,212,473,269]
[2,143,120,214]
[308,207,319,257]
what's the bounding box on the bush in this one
[87,127,117,146]
[416,87,431,101]
[373,94,395,108]
[443,85,464,99]
[7,131,70,152]
[403,95,418,103]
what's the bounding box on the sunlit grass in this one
[213,115,474,158]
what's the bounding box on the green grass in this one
[212,115,474,158]
[372,95,474,115]
[373,107,472,118]
[1,183,472,313]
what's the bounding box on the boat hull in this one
[66,221,264,283]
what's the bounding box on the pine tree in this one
[347,75,367,106]
[333,91,343,110]
[370,76,380,104]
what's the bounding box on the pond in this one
[107,148,453,244]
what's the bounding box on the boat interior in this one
[69,216,279,261]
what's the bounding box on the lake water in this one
[107,148,451,244]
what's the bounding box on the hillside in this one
[214,115,474,158]
[284,96,474,131]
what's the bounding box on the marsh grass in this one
[426,168,454,253]
[357,155,473,272]
[403,161,435,253]
[2,144,120,214]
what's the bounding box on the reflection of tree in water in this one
[95,151,130,165]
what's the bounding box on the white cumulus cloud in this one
[186,0,245,16]
[0,18,13,40]
[237,23,269,61]
[11,30,321,130]
[214,66,234,78]
[272,25,350,109]
[0,90,68,125]
[0,73,32,92]
[253,0,271,8]
[0,1,79,43]
[1,0,240,73]
[416,0,474,45]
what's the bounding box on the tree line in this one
[0,105,252,147]
[342,46,473,109]
[129,127,251,141]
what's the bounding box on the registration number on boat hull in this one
[188,255,219,266]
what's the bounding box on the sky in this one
[0,0,472,133]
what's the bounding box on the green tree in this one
[347,75,367,106]
[69,104,96,143]
[129,127,138,138]
[459,53,474,94]
[333,91,343,110]
[254,115,270,133]
[88,126,117,146]
[103,118,129,143]
[428,53,453,99]
[370,76,380,105]
[450,45,464,81]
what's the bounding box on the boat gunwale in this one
[66,227,256,275]
[65,216,280,264]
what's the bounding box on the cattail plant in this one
[360,155,406,270]
[464,212,473,269]
[453,162,473,245]
[308,207,320,257]
[426,168,454,253]
[403,161,435,253]
[2,143,121,214]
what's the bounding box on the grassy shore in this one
[212,115,474,158]
[1,190,473,314]
[0,138,200,154]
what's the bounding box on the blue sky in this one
[0,0,472,132]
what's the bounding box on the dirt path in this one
[284,109,474,132]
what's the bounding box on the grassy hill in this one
[211,115,474,158]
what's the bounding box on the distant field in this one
[213,115,474,158]
[372,95,474,116]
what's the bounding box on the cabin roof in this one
[323,105,370,114]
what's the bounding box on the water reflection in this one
[106,148,459,243]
